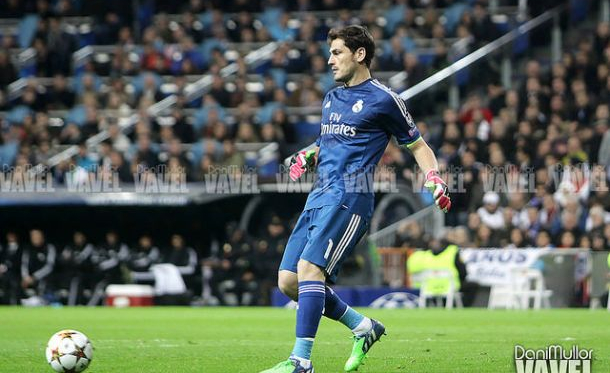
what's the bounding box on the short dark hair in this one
[328,25,375,68]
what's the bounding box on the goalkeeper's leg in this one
[278,273,386,371]
[279,272,375,333]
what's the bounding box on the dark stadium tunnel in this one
[0,196,252,255]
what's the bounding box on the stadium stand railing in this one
[369,205,446,248]
[397,4,566,106]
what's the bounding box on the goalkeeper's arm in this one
[408,139,451,212]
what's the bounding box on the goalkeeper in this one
[260,25,450,373]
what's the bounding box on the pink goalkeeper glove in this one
[424,170,451,212]
[289,150,316,181]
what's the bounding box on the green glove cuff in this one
[304,149,317,167]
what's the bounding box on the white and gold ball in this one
[45,330,93,373]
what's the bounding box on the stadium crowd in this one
[389,17,610,251]
[0,0,609,306]
[0,0,509,183]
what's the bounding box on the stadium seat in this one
[570,0,590,24]
[488,268,553,310]
[65,105,89,126]
[0,141,19,167]
[383,3,408,34]
[6,105,33,124]
[17,14,38,49]
[443,3,471,35]
[510,268,553,310]
[487,283,513,309]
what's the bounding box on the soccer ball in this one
[45,330,93,372]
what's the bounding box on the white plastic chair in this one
[509,267,553,309]
[487,283,514,309]
[488,268,553,309]
[417,269,463,309]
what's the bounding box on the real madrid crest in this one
[352,99,364,113]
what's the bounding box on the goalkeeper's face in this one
[328,38,363,83]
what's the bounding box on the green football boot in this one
[259,357,314,373]
[344,319,386,371]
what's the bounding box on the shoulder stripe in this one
[370,80,411,123]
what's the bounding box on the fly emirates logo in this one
[322,113,357,137]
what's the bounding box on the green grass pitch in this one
[0,307,608,372]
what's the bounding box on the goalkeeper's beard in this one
[333,65,357,84]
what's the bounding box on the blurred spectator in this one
[47,74,76,110]
[59,123,83,145]
[288,75,323,108]
[170,107,195,144]
[585,204,609,233]
[93,12,122,45]
[506,228,529,248]
[46,16,78,75]
[20,229,56,304]
[535,230,554,248]
[474,224,496,247]
[107,121,131,153]
[558,230,577,249]
[251,216,287,305]
[133,135,159,169]
[75,142,97,171]
[0,0,26,18]
[394,220,427,248]
[209,75,231,107]
[203,225,258,306]
[477,191,504,230]
[163,234,198,281]
[0,49,17,88]
[128,234,161,279]
[407,235,475,306]
[109,150,133,182]
[219,140,245,169]
[470,1,499,44]
[0,232,22,304]
[403,52,426,87]
[149,234,198,306]
[88,231,129,306]
[54,232,94,305]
